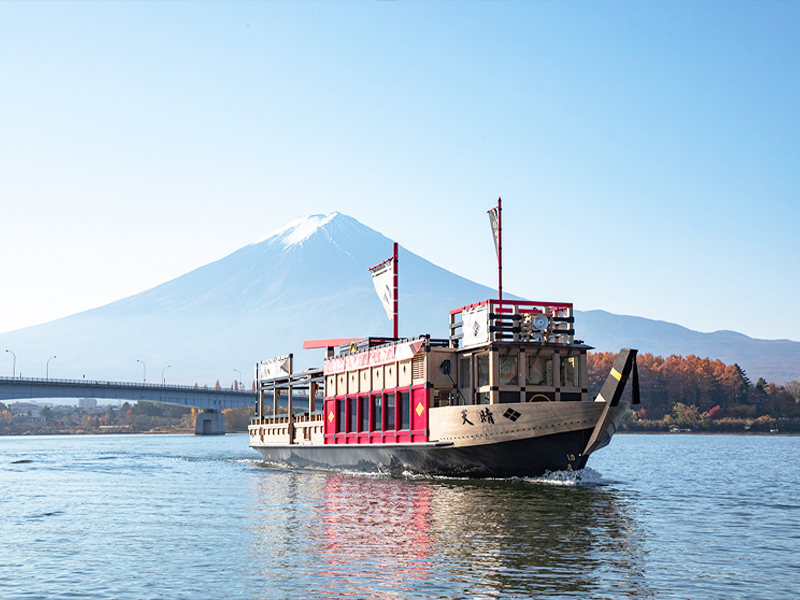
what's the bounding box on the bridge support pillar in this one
[195,410,225,436]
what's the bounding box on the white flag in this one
[260,354,292,381]
[488,206,500,261]
[462,305,489,348]
[370,260,394,320]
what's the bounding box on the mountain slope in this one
[1,212,797,386]
[576,310,800,384]
[0,213,497,384]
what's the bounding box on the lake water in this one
[1,433,798,599]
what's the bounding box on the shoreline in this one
[0,429,793,437]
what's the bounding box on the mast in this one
[497,197,502,303]
[393,242,399,338]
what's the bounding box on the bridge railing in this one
[0,375,255,395]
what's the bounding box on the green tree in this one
[734,364,751,389]
[667,403,700,428]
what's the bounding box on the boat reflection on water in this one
[318,476,435,598]
[248,467,652,599]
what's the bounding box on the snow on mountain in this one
[0,213,496,385]
[1,212,797,386]
[256,212,340,248]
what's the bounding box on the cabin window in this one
[337,399,346,433]
[458,357,472,405]
[526,354,553,386]
[359,396,369,432]
[476,354,490,388]
[499,391,520,403]
[499,354,518,386]
[398,390,409,430]
[459,357,471,388]
[385,394,395,431]
[561,356,580,388]
[348,397,357,433]
[434,390,450,408]
[370,394,379,431]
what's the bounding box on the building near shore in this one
[7,401,51,416]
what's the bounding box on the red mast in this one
[393,242,399,338]
[497,197,502,303]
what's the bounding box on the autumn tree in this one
[223,405,254,431]
[588,351,778,419]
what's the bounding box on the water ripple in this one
[1,434,799,599]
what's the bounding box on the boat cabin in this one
[249,300,589,447]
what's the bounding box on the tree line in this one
[0,399,252,435]
[588,352,800,431]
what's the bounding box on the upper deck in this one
[448,299,577,347]
[249,299,591,447]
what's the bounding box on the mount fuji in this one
[0,213,498,385]
[1,213,798,386]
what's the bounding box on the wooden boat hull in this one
[251,426,597,478]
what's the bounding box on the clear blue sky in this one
[1,1,798,341]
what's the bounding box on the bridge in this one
[0,376,256,435]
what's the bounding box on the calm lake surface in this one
[1,433,798,599]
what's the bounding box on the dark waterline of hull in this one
[252,427,594,477]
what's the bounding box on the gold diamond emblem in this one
[415,402,424,417]
[328,411,334,423]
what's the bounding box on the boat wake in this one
[522,467,609,486]
[231,457,263,464]
[396,468,612,485]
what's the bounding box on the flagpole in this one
[497,197,502,304]
[393,242,399,338]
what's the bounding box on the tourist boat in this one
[248,298,640,477]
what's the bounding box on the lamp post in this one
[234,369,242,388]
[5,349,15,378]
[137,359,146,383]
[162,365,171,385]
[46,355,57,380]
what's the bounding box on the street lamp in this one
[46,355,57,380]
[162,365,171,385]
[234,369,242,388]
[5,349,15,378]
[137,359,146,383]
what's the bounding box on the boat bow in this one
[582,348,639,457]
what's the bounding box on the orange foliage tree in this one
[589,352,762,419]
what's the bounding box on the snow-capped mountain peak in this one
[2,211,796,385]
[256,212,340,248]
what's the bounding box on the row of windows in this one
[459,354,581,389]
[335,392,410,434]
